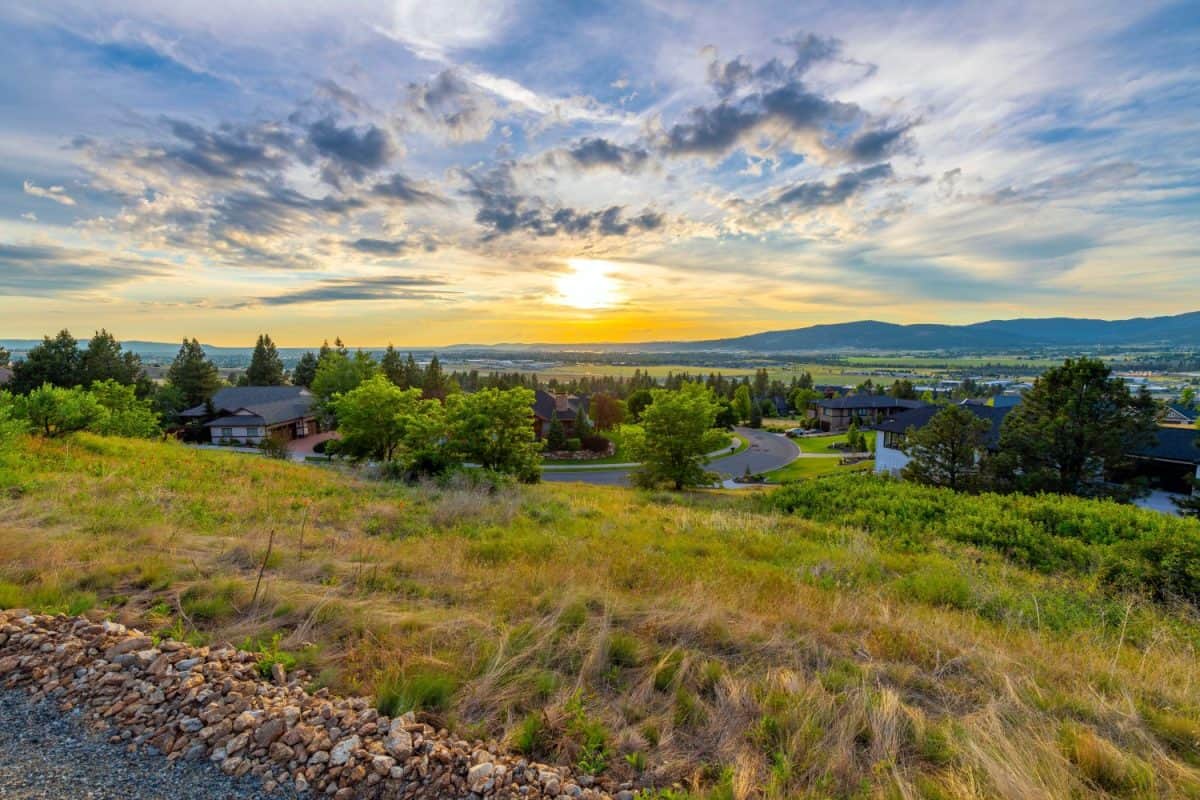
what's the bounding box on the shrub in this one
[260,433,290,460]
[607,632,639,668]
[580,434,610,453]
[565,437,582,452]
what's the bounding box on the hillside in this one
[1,435,1200,798]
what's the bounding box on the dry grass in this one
[1,433,1199,798]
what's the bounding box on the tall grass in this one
[1,433,1198,797]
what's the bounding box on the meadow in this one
[1,434,1199,799]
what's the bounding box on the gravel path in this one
[0,690,298,800]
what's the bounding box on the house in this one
[532,389,589,439]
[179,386,318,445]
[809,395,927,432]
[1160,403,1198,426]
[1126,427,1200,496]
[874,401,1011,476]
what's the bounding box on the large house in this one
[1161,404,1198,426]
[180,386,318,445]
[532,390,589,439]
[810,395,927,432]
[875,401,1010,475]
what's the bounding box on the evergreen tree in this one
[167,338,221,408]
[293,351,319,388]
[900,405,991,491]
[749,399,763,429]
[380,345,405,387]
[733,384,753,424]
[422,354,446,400]
[80,329,144,388]
[245,334,285,386]
[404,353,423,390]
[10,329,82,393]
[545,410,567,450]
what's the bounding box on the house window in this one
[221,427,233,437]
[246,427,260,437]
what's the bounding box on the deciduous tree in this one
[447,387,540,480]
[628,384,725,490]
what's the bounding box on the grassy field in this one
[2,434,1200,798]
[793,431,877,455]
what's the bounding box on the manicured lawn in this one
[794,430,876,454]
[765,457,874,483]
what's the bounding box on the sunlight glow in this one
[555,259,621,310]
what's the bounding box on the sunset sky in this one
[2,1,1198,346]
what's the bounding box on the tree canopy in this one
[331,375,445,471]
[245,334,286,386]
[167,338,222,408]
[901,405,992,491]
[446,387,540,481]
[628,383,725,490]
[10,330,82,394]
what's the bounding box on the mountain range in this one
[3,311,1199,357]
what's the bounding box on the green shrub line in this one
[767,474,1200,605]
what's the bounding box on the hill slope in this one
[1,435,1199,798]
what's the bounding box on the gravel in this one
[0,690,299,800]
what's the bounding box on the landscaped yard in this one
[794,430,876,454]
[765,456,874,483]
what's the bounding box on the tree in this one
[788,387,820,418]
[591,392,626,431]
[447,387,540,480]
[10,330,82,393]
[545,411,567,451]
[14,384,104,437]
[88,379,161,438]
[626,389,653,422]
[748,400,763,429]
[293,352,319,388]
[732,384,753,424]
[845,420,868,453]
[901,405,991,491]
[404,353,423,390]
[422,355,446,400]
[246,334,286,386]
[995,358,1157,496]
[1181,387,1197,409]
[889,379,917,400]
[0,345,9,368]
[714,401,738,429]
[628,384,725,490]
[167,338,222,408]
[80,329,144,389]
[332,375,445,469]
[380,345,405,387]
[312,350,378,422]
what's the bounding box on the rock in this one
[254,717,286,746]
[384,728,413,760]
[105,637,153,658]
[469,761,495,791]
[178,716,203,734]
[371,755,396,776]
[329,735,359,766]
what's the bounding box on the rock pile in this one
[0,610,623,800]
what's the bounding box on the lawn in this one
[794,430,876,454]
[764,456,874,483]
[1,433,1199,798]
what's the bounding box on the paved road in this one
[541,426,800,486]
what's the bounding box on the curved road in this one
[541,426,799,486]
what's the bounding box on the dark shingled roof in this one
[532,389,588,421]
[876,402,1013,449]
[204,415,267,428]
[1133,427,1200,464]
[817,395,927,411]
[183,386,314,427]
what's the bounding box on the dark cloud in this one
[370,173,444,205]
[0,243,165,295]
[771,163,894,209]
[213,187,365,238]
[405,69,500,142]
[346,237,436,256]
[307,117,394,182]
[706,56,756,98]
[155,118,294,179]
[564,137,649,172]
[846,124,913,163]
[245,274,451,307]
[315,79,368,114]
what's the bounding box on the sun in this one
[555,259,621,310]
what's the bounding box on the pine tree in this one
[80,329,143,388]
[404,353,423,389]
[380,345,405,387]
[546,411,567,451]
[246,334,285,386]
[422,355,446,400]
[10,329,82,393]
[167,338,221,408]
[293,352,319,388]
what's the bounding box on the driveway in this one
[541,426,799,487]
[285,431,340,462]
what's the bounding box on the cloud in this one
[23,180,77,206]
[562,137,649,173]
[0,243,165,295]
[307,117,395,183]
[370,172,445,205]
[345,237,437,256]
[846,125,913,163]
[157,118,294,180]
[770,163,895,209]
[405,69,502,142]
[242,274,453,307]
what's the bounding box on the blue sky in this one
[1,0,1198,345]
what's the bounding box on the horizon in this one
[2,2,1199,344]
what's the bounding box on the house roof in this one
[816,395,927,411]
[205,414,267,428]
[1132,427,1200,465]
[532,389,588,421]
[876,401,1013,449]
[183,386,313,426]
[1164,404,1199,421]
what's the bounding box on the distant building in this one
[532,390,589,439]
[1160,404,1198,426]
[179,386,318,445]
[809,395,927,433]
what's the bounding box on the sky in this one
[1,1,1198,346]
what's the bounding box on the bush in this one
[260,433,290,460]
[565,437,582,452]
[580,434,610,453]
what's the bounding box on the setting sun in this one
[554,259,620,310]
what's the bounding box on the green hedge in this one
[766,475,1200,605]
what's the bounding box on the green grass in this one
[793,430,877,454]
[1,433,1199,798]
[764,457,874,483]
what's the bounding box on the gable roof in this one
[532,389,588,421]
[1132,427,1200,464]
[1164,404,1198,422]
[876,401,1013,449]
[182,386,313,426]
[816,395,927,411]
